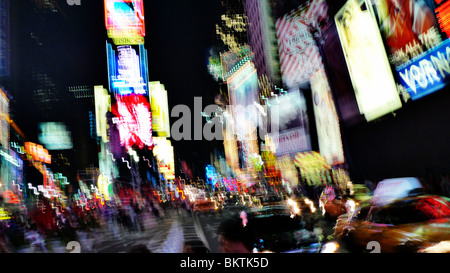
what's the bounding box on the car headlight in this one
[418,241,450,253]
[320,241,340,253]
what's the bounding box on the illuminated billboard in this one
[153,137,174,180]
[335,0,402,122]
[267,89,311,156]
[227,60,259,138]
[38,122,73,150]
[310,69,345,165]
[107,43,149,96]
[25,142,51,164]
[370,0,450,100]
[94,86,111,143]
[276,8,322,89]
[111,94,153,150]
[220,45,254,82]
[104,0,145,45]
[149,81,171,137]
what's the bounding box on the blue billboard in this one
[106,42,149,96]
[396,38,450,101]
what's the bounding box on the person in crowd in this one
[217,213,254,253]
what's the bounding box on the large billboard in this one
[149,81,170,137]
[111,94,153,150]
[94,86,111,143]
[370,0,450,100]
[335,0,402,122]
[310,69,345,165]
[276,8,322,89]
[267,89,311,156]
[153,137,174,180]
[38,122,73,150]
[107,43,149,96]
[104,0,145,45]
[227,60,259,138]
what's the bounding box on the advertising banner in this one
[149,81,171,137]
[38,122,73,150]
[335,0,402,121]
[371,0,450,100]
[153,137,175,180]
[268,89,311,156]
[107,43,149,96]
[94,86,111,143]
[310,69,345,165]
[276,8,322,88]
[111,94,153,150]
[227,60,259,138]
[104,0,145,45]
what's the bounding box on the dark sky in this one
[54,0,226,174]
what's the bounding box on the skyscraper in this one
[244,0,282,97]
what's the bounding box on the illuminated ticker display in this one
[104,0,145,45]
[107,43,149,96]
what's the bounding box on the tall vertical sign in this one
[104,0,152,150]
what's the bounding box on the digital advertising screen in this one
[267,89,311,156]
[111,94,153,150]
[107,43,149,96]
[370,0,450,100]
[227,60,260,138]
[94,86,111,143]
[38,122,73,151]
[149,81,171,137]
[104,0,145,45]
[335,0,402,122]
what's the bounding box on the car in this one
[193,200,218,214]
[372,177,424,205]
[334,195,450,252]
[239,207,320,253]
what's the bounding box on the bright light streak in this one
[106,150,116,161]
[122,157,131,169]
[419,241,450,253]
[176,187,185,200]
[319,200,325,216]
[287,198,301,217]
[346,199,356,214]
[304,198,316,213]
[143,156,151,167]
[321,242,340,253]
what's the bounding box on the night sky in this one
[47,0,226,175]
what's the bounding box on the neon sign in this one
[25,142,51,164]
